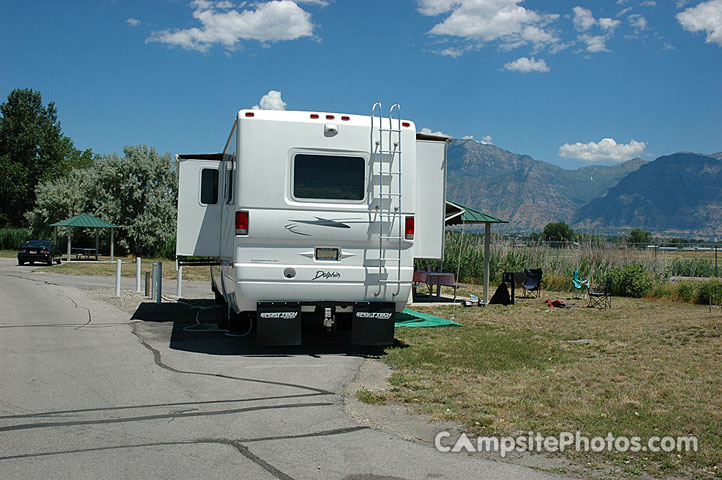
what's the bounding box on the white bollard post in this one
[115,260,122,297]
[177,265,183,298]
[135,257,142,293]
[156,262,163,304]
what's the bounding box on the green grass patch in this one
[383,295,722,479]
[355,387,386,405]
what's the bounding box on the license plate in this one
[29,250,36,254]
[315,247,339,261]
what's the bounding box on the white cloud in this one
[418,0,561,53]
[579,34,610,52]
[641,1,656,6]
[148,0,315,52]
[480,135,493,144]
[617,7,632,17]
[598,17,620,31]
[573,6,596,32]
[127,18,141,26]
[677,0,722,46]
[252,90,287,110]
[433,45,478,57]
[503,56,550,72]
[628,14,648,32]
[420,127,452,138]
[559,138,646,163]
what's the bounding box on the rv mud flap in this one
[256,302,302,346]
[352,303,395,346]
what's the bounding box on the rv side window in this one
[293,154,365,201]
[200,169,219,205]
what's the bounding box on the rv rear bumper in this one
[256,301,396,346]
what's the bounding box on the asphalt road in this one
[0,258,578,480]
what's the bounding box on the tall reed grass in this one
[417,231,718,296]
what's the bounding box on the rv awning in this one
[445,200,508,226]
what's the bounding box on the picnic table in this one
[413,271,458,300]
[71,247,98,260]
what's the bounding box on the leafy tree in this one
[629,228,652,245]
[26,145,177,256]
[0,89,92,226]
[542,222,574,242]
[25,170,94,236]
[84,145,177,255]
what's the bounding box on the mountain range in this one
[444,139,722,237]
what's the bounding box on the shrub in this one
[608,264,653,298]
[0,227,32,250]
[696,280,722,305]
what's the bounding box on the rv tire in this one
[213,288,226,305]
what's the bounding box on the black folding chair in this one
[522,268,543,298]
[588,278,612,309]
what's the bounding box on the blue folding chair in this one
[572,270,590,298]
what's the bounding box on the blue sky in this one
[1,0,721,169]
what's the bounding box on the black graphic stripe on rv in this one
[284,217,369,236]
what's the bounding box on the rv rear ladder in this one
[371,102,403,297]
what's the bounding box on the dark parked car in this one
[17,240,62,266]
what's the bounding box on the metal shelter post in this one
[110,229,115,262]
[67,228,71,262]
[484,222,491,304]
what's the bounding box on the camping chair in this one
[572,270,590,298]
[522,268,543,298]
[588,278,612,309]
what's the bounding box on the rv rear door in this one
[176,155,223,257]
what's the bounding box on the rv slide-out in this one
[176,105,447,345]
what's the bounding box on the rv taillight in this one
[341,115,350,121]
[235,211,249,235]
[405,216,414,240]
[326,114,335,120]
[402,122,411,127]
[245,112,255,117]
[310,114,319,119]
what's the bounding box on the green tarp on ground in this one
[394,308,462,327]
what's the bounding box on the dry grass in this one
[387,289,722,479]
[31,256,212,282]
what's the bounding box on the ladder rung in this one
[378,128,402,132]
[378,280,407,284]
[380,236,403,240]
[378,257,400,261]
[379,213,402,217]
[378,193,402,197]
[378,150,402,154]
[378,171,402,175]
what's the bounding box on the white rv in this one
[176,104,447,345]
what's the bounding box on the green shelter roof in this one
[445,200,508,225]
[50,213,120,228]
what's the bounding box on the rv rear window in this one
[200,168,219,205]
[293,154,365,201]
